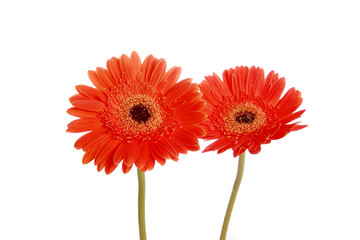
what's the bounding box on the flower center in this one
[235,111,255,124]
[100,86,178,141]
[221,101,268,135]
[130,104,151,123]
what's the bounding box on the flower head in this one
[67,52,206,174]
[200,66,306,157]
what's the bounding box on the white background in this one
[1,0,359,239]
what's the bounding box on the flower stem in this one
[220,152,246,240]
[137,168,147,240]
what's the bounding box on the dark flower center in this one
[235,111,255,124]
[130,104,151,123]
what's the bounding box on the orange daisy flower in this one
[200,66,306,157]
[67,52,206,174]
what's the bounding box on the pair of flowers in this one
[67,51,306,239]
[67,51,305,173]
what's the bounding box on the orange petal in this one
[96,67,114,89]
[69,94,88,103]
[67,108,99,118]
[88,70,106,90]
[159,138,179,158]
[164,79,192,103]
[120,54,136,80]
[292,124,307,131]
[150,147,166,166]
[130,51,141,74]
[145,156,155,171]
[176,100,206,112]
[173,128,199,147]
[163,66,181,93]
[280,109,306,123]
[168,138,188,154]
[150,142,170,160]
[270,129,289,140]
[75,85,107,102]
[83,133,111,152]
[94,138,112,166]
[71,100,106,112]
[178,112,207,125]
[67,118,104,133]
[182,125,206,138]
[123,141,140,167]
[135,142,149,169]
[253,68,265,96]
[106,59,121,85]
[149,59,166,89]
[122,162,133,174]
[95,139,119,167]
[74,129,108,149]
[82,150,96,164]
[105,160,118,175]
[143,57,158,83]
[199,82,220,106]
[203,138,233,152]
[264,77,286,105]
[113,142,126,165]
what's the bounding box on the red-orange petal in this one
[135,142,149,169]
[67,118,104,133]
[203,138,233,152]
[149,59,166,89]
[164,78,192,103]
[105,161,118,175]
[95,139,119,167]
[88,70,106,90]
[76,85,107,102]
[82,150,96,164]
[106,59,121,85]
[120,54,136,80]
[145,157,155,171]
[173,128,199,147]
[113,142,126,165]
[130,51,141,74]
[123,141,140,167]
[264,77,286,105]
[74,129,108,149]
[122,162,133,174]
[178,112,207,125]
[159,138,178,158]
[69,94,88,103]
[83,134,111,152]
[71,100,106,112]
[182,125,206,138]
[163,66,181,93]
[67,108,99,118]
[96,67,114,89]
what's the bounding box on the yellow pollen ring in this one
[224,102,266,134]
[118,94,163,134]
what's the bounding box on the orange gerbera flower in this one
[200,66,306,157]
[67,52,206,174]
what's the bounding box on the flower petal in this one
[123,141,140,167]
[71,100,106,112]
[173,128,199,147]
[135,142,150,169]
[67,118,104,133]
[178,112,207,125]
[122,162,133,174]
[67,108,99,118]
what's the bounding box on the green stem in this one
[137,168,147,240]
[220,152,246,240]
